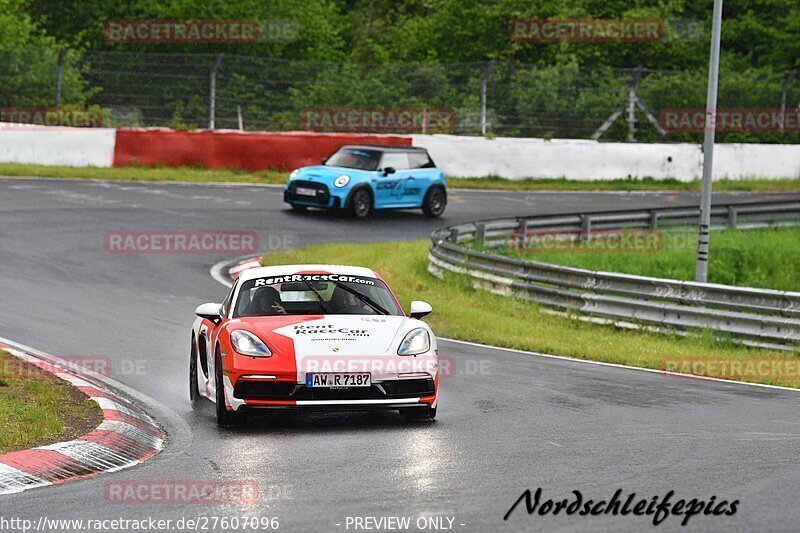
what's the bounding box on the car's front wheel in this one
[215,347,243,427]
[349,188,372,218]
[421,186,446,217]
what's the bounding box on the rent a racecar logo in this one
[253,274,375,287]
[293,324,369,337]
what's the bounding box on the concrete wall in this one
[412,134,800,181]
[113,129,411,171]
[0,125,116,167]
[1,125,798,181]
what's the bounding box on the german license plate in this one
[295,187,317,196]
[306,373,371,388]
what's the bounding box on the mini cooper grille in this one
[287,180,331,205]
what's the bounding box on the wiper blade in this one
[300,279,333,315]
[331,281,390,315]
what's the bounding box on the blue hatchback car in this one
[283,145,447,218]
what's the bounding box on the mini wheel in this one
[422,187,446,217]
[349,188,373,218]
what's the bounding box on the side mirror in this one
[409,300,432,320]
[382,166,396,175]
[196,303,223,323]
[321,157,328,164]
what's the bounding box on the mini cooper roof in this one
[337,145,431,153]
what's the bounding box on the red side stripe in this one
[77,430,156,459]
[102,410,163,438]
[0,450,98,481]
[76,385,126,403]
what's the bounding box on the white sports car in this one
[190,264,439,426]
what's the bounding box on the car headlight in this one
[289,169,299,180]
[398,328,430,356]
[334,175,350,188]
[230,330,272,357]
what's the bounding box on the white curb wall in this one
[0,125,116,167]
[412,134,800,181]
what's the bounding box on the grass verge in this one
[2,163,800,191]
[261,241,800,389]
[492,226,800,292]
[0,350,103,454]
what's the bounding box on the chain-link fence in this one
[4,49,800,143]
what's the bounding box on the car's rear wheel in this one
[349,188,372,218]
[215,347,243,427]
[421,186,446,217]
[189,335,201,409]
[401,405,437,421]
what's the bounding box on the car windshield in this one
[233,274,403,317]
[324,148,381,171]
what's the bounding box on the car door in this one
[375,152,416,208]
[406,150,439,205]
[204,282,236,397]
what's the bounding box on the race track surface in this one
[1,177,800,532]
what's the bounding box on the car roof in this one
[339,145,429,153]
[238,264,380,283]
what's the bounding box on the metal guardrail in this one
[429,199,800,348]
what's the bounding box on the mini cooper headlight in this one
[398,328,430,356]
[230,330,272,357]
[334,175,350,188]
[289,169,299,180]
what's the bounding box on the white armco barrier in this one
[0,125,116,167]
[412,134,800,181]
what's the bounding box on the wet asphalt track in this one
[1,177,800,532]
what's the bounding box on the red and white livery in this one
[190,264,439,426]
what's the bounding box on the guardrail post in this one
[580,215,592,242]
[55,48,65,111]
[208,54,224,130]
[448,228,459,243]
[480,61,494,136]
[649,211,659,229]
[727,206,737,229]
[476,223,486,246]
[517,219,528,250]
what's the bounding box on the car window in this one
[234,274,404,317]
[325,148,380,171]
[380,152,411,170]
[408,151,435,169]
[221,280,237,317]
